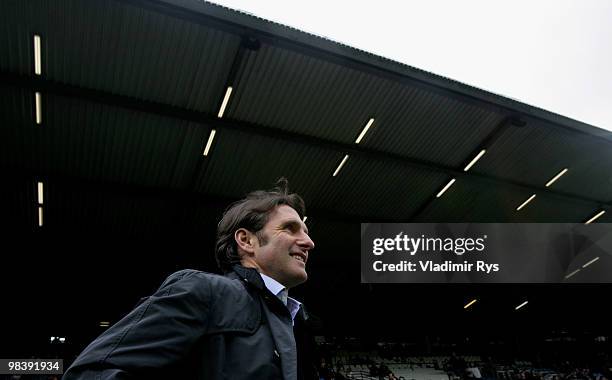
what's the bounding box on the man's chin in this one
[287,271,307,288]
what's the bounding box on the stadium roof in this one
[1,0,611,352]
[3,0,611,229]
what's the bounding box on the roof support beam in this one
[189,36,258,190]
[2,72,609,211]
[410,117,520,219]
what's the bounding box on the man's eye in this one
[284,224,298,232]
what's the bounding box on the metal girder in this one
[411,117,521,219]
[187,36,255,191]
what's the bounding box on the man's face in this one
[245,205,315,288]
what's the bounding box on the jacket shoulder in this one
[160,269,260,332]
[158,269,245,299]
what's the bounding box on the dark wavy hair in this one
[215,178,306,273]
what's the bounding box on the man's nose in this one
[299,232,315,250]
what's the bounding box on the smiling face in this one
[236,205,315,288]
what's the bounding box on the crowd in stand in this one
[313,340,612,380]
[316,357,404,380]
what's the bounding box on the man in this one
[63,179,316,379]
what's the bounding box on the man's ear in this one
[234,228,256,256]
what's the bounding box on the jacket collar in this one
[229,264,267,291]
[227,265,310,322]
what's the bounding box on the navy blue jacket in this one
[63,266,317,380]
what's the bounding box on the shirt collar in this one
[259,272,285,297]
[259,273,302,322]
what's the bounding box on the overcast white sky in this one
[209,0,612,132]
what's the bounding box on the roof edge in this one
[130,0,612,142]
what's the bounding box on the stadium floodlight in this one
[332,155,349,177]
[34,35,41,75]
[37,181,44,205]
[59,337,66,343]
[545,168,568,187]
[464,149,486,172]
[515,301,528,310]
[203,129,216,156]
[436,179,455,198]
[355,118,375,144]
[464,299,477,309]
[585,210,605,224]
[516,194,536,211]
[35,92,42,125]
[565,269,580,279]
[217,86,233,118]
[582,257,599,268]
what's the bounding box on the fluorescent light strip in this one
[516,194,536,211]
[217,86,233,118]
[38,206,43,227]
[464,149,486,172]
[37,181,44,205]
[464,299,477,309]
[545,168,568,187]
[203,129,216,156]
[515,301,528,310]
[302,216,308,223]
[35,92,42,125]
[332,155,349,177]
[99,321,110,327]
[355,118,375,144]
[436,179,455,198]
[582,257,600,268]
[585,210,605,224]
[34,35,41,75]
[565,269,580,279]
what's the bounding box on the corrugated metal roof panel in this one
[197,128,451,219]
[367,91,505,167]
[1,89,207,188]
[2,0,610,234]
[1,0,240,112]
[475,122,612,202]
[419,177,597,223]
[229,43,504,168]
[0,86,36,169]
[230,44,376,143]
[197,128,340,204]
[313,155,449,219]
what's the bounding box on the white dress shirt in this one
[259,273,302,324]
